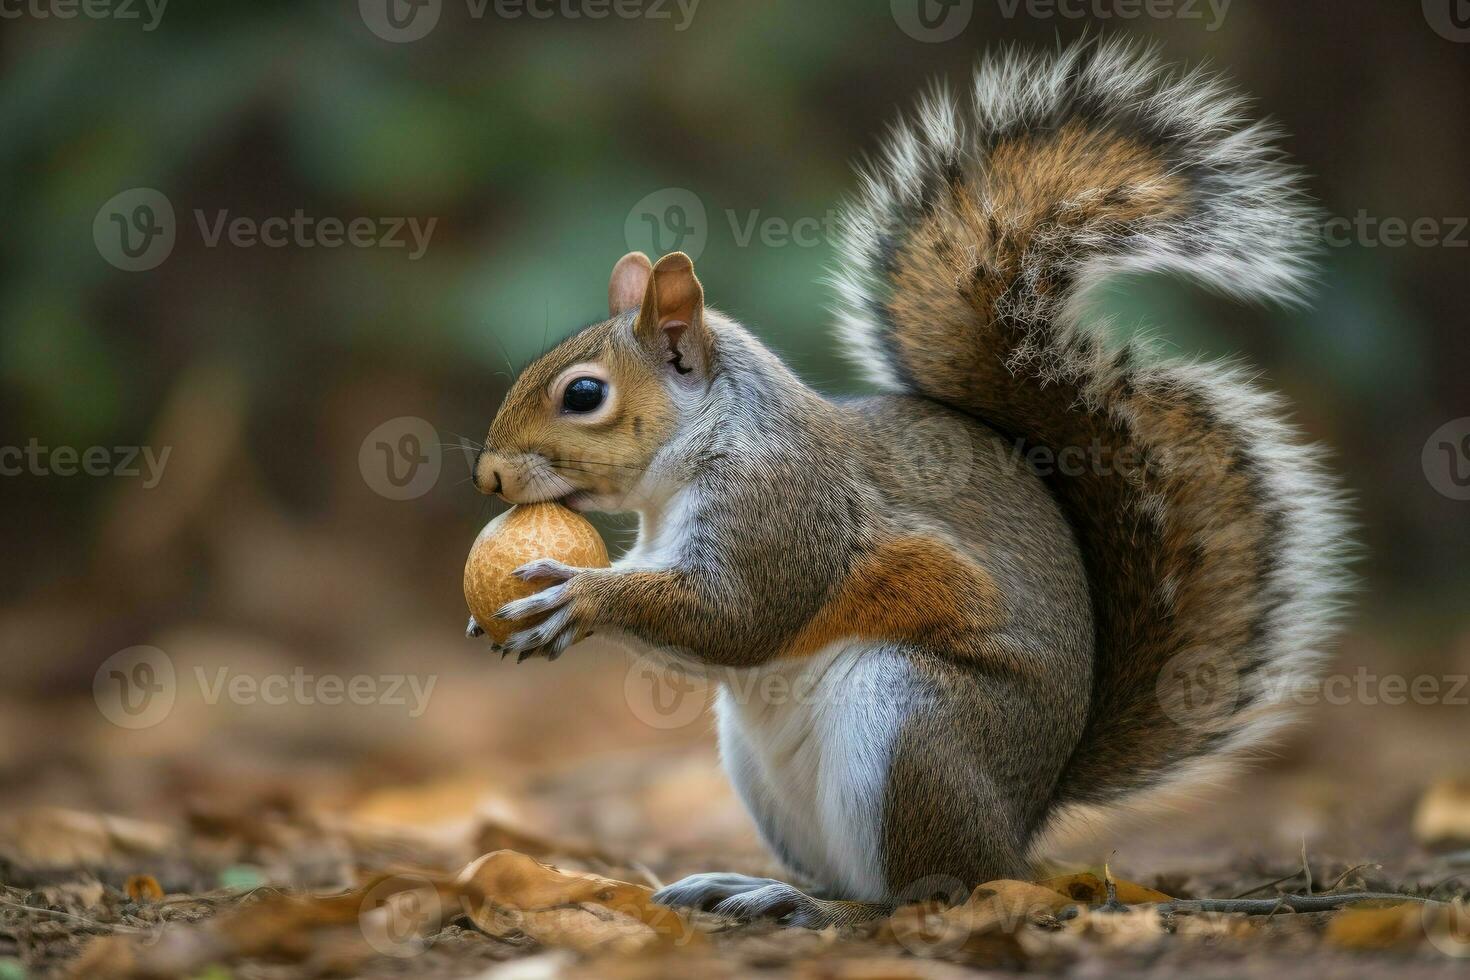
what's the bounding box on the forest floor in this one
[2,627,1468,979]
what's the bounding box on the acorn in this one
[463,503,610,646]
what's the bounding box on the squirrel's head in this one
[474,250,712,512]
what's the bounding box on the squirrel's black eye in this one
[562,377,607,413]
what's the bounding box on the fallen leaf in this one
[1037,871,1172,905]
[1325,902,1423,950]
[1327,898,1470,954]
[1413,778,1470,847]
[69,851,699,976]
[457,850,699,954]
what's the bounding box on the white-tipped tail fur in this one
[829,37,1353,809]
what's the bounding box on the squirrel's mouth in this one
[556,491,591,512]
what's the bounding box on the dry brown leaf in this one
[457,849,699,954]
[1037,871,1172,905]
[124,873,164,902]
[0,807,174,870]
[1413,777,1470,847]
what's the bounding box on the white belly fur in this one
[714,642,917,902]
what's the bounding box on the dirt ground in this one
[2,613,1468,978]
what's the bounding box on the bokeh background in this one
[1,0,1468,923]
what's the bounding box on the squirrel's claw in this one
[494,583,568,622]
[502,604,582,662]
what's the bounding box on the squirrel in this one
[467,38,1352,926]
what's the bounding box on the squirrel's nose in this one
[473,450,504,497]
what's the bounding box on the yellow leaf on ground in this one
[1325,902,1423,950]
[1328,899,1470,954]
[1413,777,1470,847]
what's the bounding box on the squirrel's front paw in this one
[495,563,602,662]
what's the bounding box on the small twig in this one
[1301,838,1313,896]
[1326,863,1381,893]
[1153,892,1442,916]
[1232,869,1304,899]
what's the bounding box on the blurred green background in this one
[0,1,1467,803]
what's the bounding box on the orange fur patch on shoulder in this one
[782,535,1005,659]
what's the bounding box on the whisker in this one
[548,458,645,472]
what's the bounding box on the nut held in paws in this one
[463,503,610,646]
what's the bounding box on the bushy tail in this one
[833,39,1352,806]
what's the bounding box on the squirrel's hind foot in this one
[653,872,891,929]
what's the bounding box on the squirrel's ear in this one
[635,251,710,383]
[608,251,653,316]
